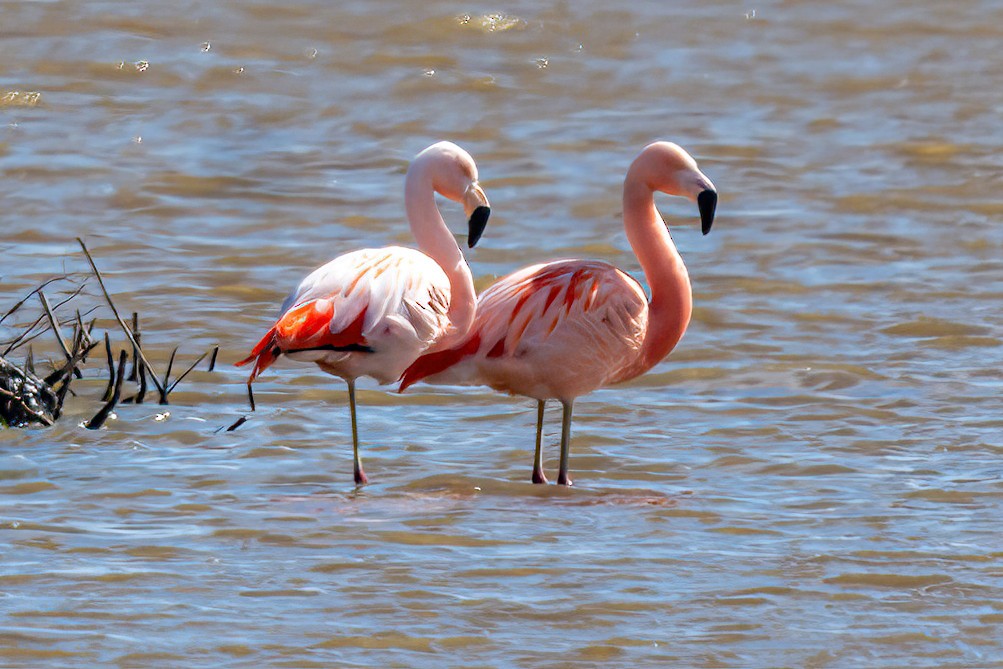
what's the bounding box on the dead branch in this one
[76,238,166,398]
[167,347,213,395]
[128,312,140,382]
[39,291,82,379]
[159,347,177,405]
[0,275,68,326]
[101,332,115,402]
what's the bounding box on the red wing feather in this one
[274,299,368,351]
[236,299,369,384]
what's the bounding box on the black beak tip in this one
[698,189,717,236]
[467,206,491,248]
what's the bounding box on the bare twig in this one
[2,313,48,356]
[51,329,92,419]
[128,312,140,382]
[39,291,82,379]
[43,340,100,390]
[226,415,249,431]
[101,332,115,402]
[76,238,166,398]
[166,348,212,395]
[0,275,68,326]
[158,347,177,405]
[207,345,219,372]
[2,283,90,356]
[85,349,127,429]
[75,310,94,362]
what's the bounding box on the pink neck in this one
[622,177,693,377]
[404,173,476,348]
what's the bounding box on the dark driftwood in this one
[0,357,58,427]
[2,246,220,429]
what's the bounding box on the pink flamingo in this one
[400,141,716,486]
[237,141,491,485]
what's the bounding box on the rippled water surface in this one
[3,1,1003,666]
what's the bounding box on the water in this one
[3,1,1003,666]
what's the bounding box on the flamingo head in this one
[414,141,492,248]
[635,141,717,235]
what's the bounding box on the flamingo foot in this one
[532,467,548,485]
[556,472,573,487]
[354,467,369,486]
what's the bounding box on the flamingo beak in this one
[698,189,717,235]
[463,182,491,248]
[467,206,491,248]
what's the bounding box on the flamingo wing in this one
[400,259,647,392]
[238,247,450,383]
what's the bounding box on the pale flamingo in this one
[400,141,716,486]
[237,141,491,485]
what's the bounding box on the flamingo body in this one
[242,246,450,385]
[400,259,650,400]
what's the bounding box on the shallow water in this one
[3,1,1003,666]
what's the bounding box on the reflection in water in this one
[2,1,1003,666]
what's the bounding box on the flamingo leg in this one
[557,400,574,486]
[532,400,548,484]
[347,379,368,485]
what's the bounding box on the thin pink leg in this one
[532,400,548,484]
[556,400,573,486]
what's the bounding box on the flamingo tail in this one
[235,326,281,384]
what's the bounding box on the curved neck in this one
[404,171,476,346]
[622,177,692,376]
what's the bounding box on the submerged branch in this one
[85,350,127,430]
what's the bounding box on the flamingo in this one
[400,141,716,486]
[237,141,491,485]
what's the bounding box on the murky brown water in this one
[3,1,1003,666]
